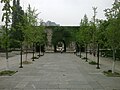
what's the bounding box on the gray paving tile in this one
[68,81,88,85]
[47,89,68,90]
[88,81,104,89]
[0,53,120,90]
[15,82,29,88]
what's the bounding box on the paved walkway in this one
[0,52,33,71]
[0,53,120,90]
[81,52,120,72]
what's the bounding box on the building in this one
[45,26,80,52]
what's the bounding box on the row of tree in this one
[0,0,46,69]
[75,0,120,73]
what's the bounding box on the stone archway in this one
[54,40,66,52]
[45,26,80,52]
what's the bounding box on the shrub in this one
[103,70,120,77]
[0,70,17,76]
[89,61,97,65]
[22,61,32,64]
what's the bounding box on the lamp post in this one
[96,41,100,69]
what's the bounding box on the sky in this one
[0,0,114,26]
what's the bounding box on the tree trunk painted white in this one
[5,57,9,70]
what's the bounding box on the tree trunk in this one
[112,47,116,73]
[19,42,23,68]
[85,44,88,62]
[5,46,9,70]
[32,42,35,61]
[54,45,57,52]
[25,44,28,61]
[96,43,100,69]
[34,43,37,57]
[5,12,9,70]
[39,44,41,57]
[89,44,92,55]
[79,45,81,58]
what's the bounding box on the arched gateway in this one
[45,26,79,52]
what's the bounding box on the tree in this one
[92,7,97,56]
[10,0,25,68]
[95,20,109,48]
[79,14,92,62]
[10,0,24,48]
[75,27,84,57]
[1,0,12,70]
[21,12,33,62]
[34,26,45,56]
[104,0,120,73]
[26,4,42,61]
[94,19,109,69]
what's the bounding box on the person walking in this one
[60,47,63,54]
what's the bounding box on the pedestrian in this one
[60,47,63,54]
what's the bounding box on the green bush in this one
[103,70,120,77]
[89,61,97,65]
[22,61,32,64]
[0,70,17,76]
[101,49,120,60]
[101,50,113,57]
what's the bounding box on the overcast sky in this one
[0,0,114,26]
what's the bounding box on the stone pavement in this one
[81,52,120,72]
[0,53,120,90]
[0,52,33,71]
